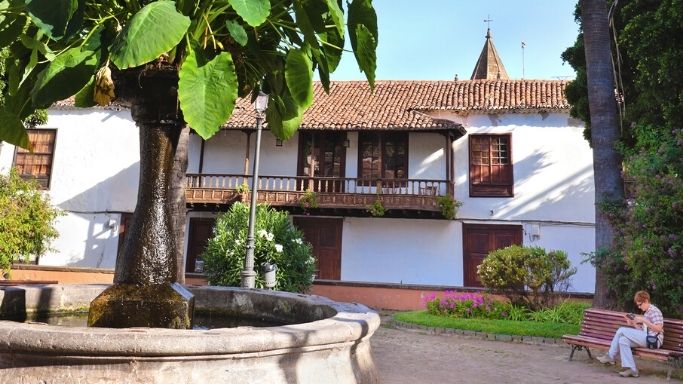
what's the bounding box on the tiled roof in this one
[53,79,569,131]
[225,79,569,130]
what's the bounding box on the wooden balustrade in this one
[185,174,450,212]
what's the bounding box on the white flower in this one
[293,238,303,245]
[257,229,268,239]
[274,244,283,253]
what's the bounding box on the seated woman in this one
[597,290,664,378]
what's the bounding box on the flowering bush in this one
[423,291,509,319]
[201,203,316,292]
[423,291,588,325]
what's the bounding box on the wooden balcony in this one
[186,174,452,215]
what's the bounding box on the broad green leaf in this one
[0,15,27,47]
[324,0,344,36]
[178,47,238,140]
[311,47,330,92]
[110,1,190,69]
[293,1,319,48]
[285,49,313,110]
[353,24,376,89]
[74,76,96,107]
[31,47,99,108]
[320,24,344,72]
[26,0,78,40]
[225,19,248,46]
[228,0,270,27]
[0,110,30,149]
[348,0,377,53]
[64,0,85,40]
[266,94,302,140]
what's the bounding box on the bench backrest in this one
[581,308,683,352]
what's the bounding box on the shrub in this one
[0,169,62,276]
[477,245,576,309]
[436,195,462,219]
[423,291,588,325]
[201,202,316,292]
[423,291,508,319]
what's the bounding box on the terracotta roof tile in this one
[226,79,569,130]
[53,79,569,131]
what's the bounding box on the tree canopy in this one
[0,0,377,148]
[564,0,683,316]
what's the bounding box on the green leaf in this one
[320,24,344,72]
[353,24,376,89]
[31,47,99,108]
[266,94,303,140]
[178,47,238,140]
[0,15,27,47]
[324,0,344,36]
[225,19,248,46]
[311,47,330,92]
[0,110,29,149]
[110,1,190,69]
[348,0,378,53]
[285,49,313,110]
[74,76,96,107]
[228,0,270,27]
[293,1,319,48]
[26,0,78,40]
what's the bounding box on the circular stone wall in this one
[0,285,380,383]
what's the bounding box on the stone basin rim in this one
[0,284,379,357]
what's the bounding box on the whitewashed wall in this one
[194,130,298,176]
[0,108,141,267]
[341,217,461,286]
[434,112,595,224]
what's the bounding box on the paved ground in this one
[371,317,681,384]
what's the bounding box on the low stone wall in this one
[0,284,380,383]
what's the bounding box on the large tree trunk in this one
[580,0,625,308]
[170,125,189,284]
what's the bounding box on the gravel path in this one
[371,321,680,383]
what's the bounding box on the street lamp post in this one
[241,92,269,288]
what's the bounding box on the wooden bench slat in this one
[563,307,683,377]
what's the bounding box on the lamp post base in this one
[240,270,256,288]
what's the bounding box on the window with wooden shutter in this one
[13,129,57,189]
[469,134,513,197]
[358,132,408,186]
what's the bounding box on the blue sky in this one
[329,0,580,81]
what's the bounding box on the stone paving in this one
[371,316,681,384]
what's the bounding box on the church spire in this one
[470,28,509,80]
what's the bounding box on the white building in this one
[0,31,596,293]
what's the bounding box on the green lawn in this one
[394,311,580,339]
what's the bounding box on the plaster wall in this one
[198,130,446,181]
[7,108,140,268]
[40,211,122,268]
[341,217,462,286]
[41,109,140,212]
[521,221,596,293]
[199,130,298,177]
[434,111,595,224]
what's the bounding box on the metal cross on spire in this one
[484,15,493,30]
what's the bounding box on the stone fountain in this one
[0,66,379,382]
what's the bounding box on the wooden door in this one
[462,224,522,287]
[186,218,216,273]
[293,217,343,280]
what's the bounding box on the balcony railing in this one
[186,173,452,212]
